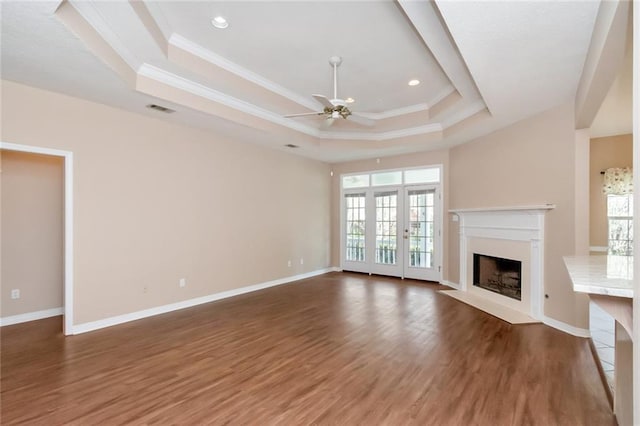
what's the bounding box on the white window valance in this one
[603,167,633,195]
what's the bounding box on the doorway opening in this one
[0,142,74,335]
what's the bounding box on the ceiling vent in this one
[146,104,175,113]
[284,144,299,148]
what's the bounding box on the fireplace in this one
[473,254,522,301]
[450,205,555,320]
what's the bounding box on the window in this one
[404,168,440,184]
[341,167,441,190]
[371,171,402,186]
[342,174,369,189]
[607,194,633,256]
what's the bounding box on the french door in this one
[342,185,441,281]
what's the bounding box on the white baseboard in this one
[589,246,608,252]
[72,267,335,335]
[439,280,460,289]
[542,315,591,338]
[330,266,342,272]
[0,307,64,327]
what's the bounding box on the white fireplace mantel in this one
[450,204,555,320]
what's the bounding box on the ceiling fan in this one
[284,56,374,128]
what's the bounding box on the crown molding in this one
[169,34,320,112]
[429,84,458,107]
[356,103,430,120]
[137,63,319,137]
[67,0,472,136]
[319,123,443,141]
[168,34,458,122]
[354,85,455,120]
[138,0,173,41]
[138,64,449,142]
[441,100,488,128]
[68,0,140,71]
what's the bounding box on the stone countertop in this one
[563,255,633,298]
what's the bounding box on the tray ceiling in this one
[1,1,601,162]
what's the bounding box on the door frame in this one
[339,165,444,282]
[402,184,442,281]
[0,142,74,335]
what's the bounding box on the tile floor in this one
[589,301,615,391]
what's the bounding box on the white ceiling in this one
[1,0,603,163]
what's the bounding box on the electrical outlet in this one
[179,278,186,288]
[300,258,304,265]
[287,260,292,267]
[11,289,20,299]
[143,285,148,294]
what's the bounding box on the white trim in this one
[633,3,639,422]
[454,206,555,321]
[450,204,556,213]
[542,315,591,338]
[0,142,74,335]
[138,64,446,142]
[0,142,71,158]
[72,268,334,335]
[170,34,455,122]
[440,280,460,289]
[440,100,488,129]
[137,63,318,137]
[356,103,430,120]
[318,123,443,141]
[339,165,444,282]
[0,307,64,327]
[67,1,140,70]
[429,85,458,109]
[140,1,173,40]
[169,34,319,112]
[589,246,608,252]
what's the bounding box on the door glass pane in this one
[408,189,435,268]
[375,192,397,265]
[345,193,366,261]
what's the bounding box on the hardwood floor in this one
[1,272,614,425]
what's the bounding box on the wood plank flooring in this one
[1,272,614,425]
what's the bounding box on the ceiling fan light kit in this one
[284,56,374,128]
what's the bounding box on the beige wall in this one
[589,134,633,247]
[329,149,451,279]
[330,104,589,328]
[1,80,331,325]
[1,150,64,317]
[450,103,589,328]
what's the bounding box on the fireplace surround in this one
[450,205,555,320]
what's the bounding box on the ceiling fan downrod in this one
[329,56,342,103]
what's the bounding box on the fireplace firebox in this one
[473,254,522,301]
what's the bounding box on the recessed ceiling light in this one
[345,97,355,104]
[211,16,229,29]
[408,79,420,86]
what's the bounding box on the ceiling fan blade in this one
[312,94,334,109]
[348,112,376,127]
[284,112,324,118]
